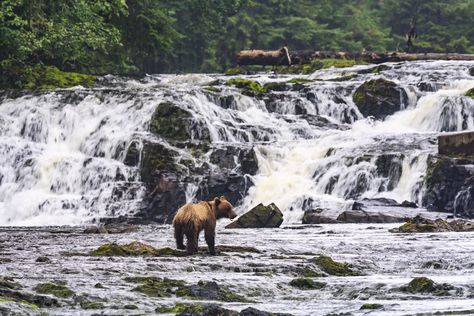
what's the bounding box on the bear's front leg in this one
[174,225,185,250]
[205,228,216,255]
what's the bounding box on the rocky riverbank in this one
[1,223,474,315]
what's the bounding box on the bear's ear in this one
[214,197,221,206]
[219,195,226,200]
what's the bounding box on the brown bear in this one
[172,196,237,255]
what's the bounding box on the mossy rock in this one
[353,78,407,119]
[203,86,221,93]
[225,67,248,76]
[176,281,249,302]
[289,278,326,290]
[400,277,461,296]
[466,88,474,99]
[360,303,383,310]
[90,242,186,257]
[3,65,96,90]
[287,78,314,84]
[263,82,289,92]
[226,78,267,95]
[156,302,193,314]
[80,301,105,310]
[150,101,210,143]
[0,278,21,290]
[33,283,74,298]
[313,255,360,276]
[226,203,283,229]
[125,277,184,297]
[35,256,50,263]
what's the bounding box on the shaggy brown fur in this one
[172,196,237,255]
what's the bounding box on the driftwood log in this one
[237,48,474,65]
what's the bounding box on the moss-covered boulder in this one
[226,78,267,96]
[176,303,238,316]
[226,203,283,228]
[90,242,187,257]
[289,278,326,290]
[391,215,474,233]
[466,88,474,99]
[150,101,210,143]
[125,277,185,297]
[313,255,360,276]
[360,303,383,310]
[33,283,74,298]
[399,277,461,296]
[352,78,408,119]
[176,281,249,302]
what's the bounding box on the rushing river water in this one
[1,61,474,225]
[1,61,474,315]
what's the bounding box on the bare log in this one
[237,49,474,65]
[237,47,291,66]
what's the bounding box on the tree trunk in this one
[237,47,291,66]
[237,49,474,65]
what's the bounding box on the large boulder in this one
[391,215,474,233]
[336,210,406,223]
[469,67,474,77]
[352,78,408,119]
[302,210,339,224]
[150,101,210,143]
[226,203,283,228]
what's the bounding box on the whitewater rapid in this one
[0,61,473,225]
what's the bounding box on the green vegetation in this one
[226,78,268,95]
[313,255,360,276]
[156,302,192,314]
[90,241,187,257]
[33,283,74,298]
[466,88,474,99]
[360,303,384,310]
[125,277,184,297]
[1,0,473,88]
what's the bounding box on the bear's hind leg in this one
[174,225,185,250]
[205,228,216,255]
[185,230,199,255]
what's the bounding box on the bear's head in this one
[213,196,237,220]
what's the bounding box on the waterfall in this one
[0,61,473,225]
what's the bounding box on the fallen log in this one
[237,47,291,66]
[237,48,474,65]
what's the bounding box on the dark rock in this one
[218,95,237,109]
[312,255,360,276]
[357,64,390,74]
[263,82,290,92]
[35,256,51,263]
[0,287,59,307]
[150,101,210,143]
[240,307,294,316]
[83,224,138,234]
[176,281,248,302]
[399,277,462,296]
[400,200,418,208]
[289,278,326,290]
[336,210,405,223]
[123,140,141,166]
[361,197,402,207]
[417,82,437,92]
[438,131,474,157]
[302,210,339,224]
[375,154,404,190]
[352,201,364,210]
[177,304,239,316]
[226,203,283,228]
[391,215,474,233]
[470,67,474,77]
[352,78,408,119]
[422,156,474,214]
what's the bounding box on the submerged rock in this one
[83,224,138,234]
[399,277,461,296]
[126,276,184,297]
[226,203,283,228]
[312,255,360,276]
[90,242,187,257]
[360,303,384,310]
[240,307,294,316]
[336,210,406,224]
[0,287,59,307]
[289,278,326,290]
[33,282,74,298]
[302,210,339,224]
[352,78,408,119]
[176,280,249,302]
[391,215,474,233]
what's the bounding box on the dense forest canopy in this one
[1,0,473,79]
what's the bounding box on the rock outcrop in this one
[352,78,408,119]
[390,215,474,233]
[226,203,283,228]
[336,210,406,223]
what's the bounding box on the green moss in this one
[313,255,360,276]
[125,277,184,297]
[353,78,397,107]
[156,302,191,314]
[298,267,324,278]
[204,86,221,93]
[149,101,193,142]
[90,242,186,257]
[402,277,435,293]
[289,278,326,290]
[225,67,247,76]
[124,304,139,309]
[0,297,15,303]
[7,65,96,90]
[263,82,289,91]
[226,78,268,95]
[33,283,74,298]
[176,281,250,302]
[287,78,314,84]
[466,88,474,99]
[360,303,383,310]
[326,74,358,82]
[80,301,105,309]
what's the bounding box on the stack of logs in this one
[236,47,474,66]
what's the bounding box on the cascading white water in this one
[0,61,473,225]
